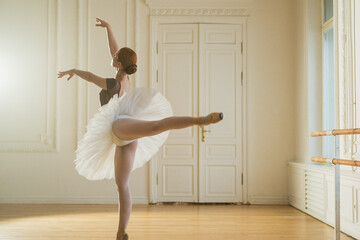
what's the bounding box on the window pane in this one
[324,0,333,23]
[323,27,335,157]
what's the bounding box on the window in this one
[322,0,335,158]
[323,0,333,22]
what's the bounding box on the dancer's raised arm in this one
[58,69,107,90]
[96,18,119,58]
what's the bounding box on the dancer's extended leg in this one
[112,113,223,141]
[114,141,138,240]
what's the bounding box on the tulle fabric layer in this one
[75,88,173,180]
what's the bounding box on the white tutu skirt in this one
[75,88,173,180]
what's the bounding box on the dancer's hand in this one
[95,18,109,28]
[58,70,75,80]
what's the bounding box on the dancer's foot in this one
[116,232,128,240]
[197,112,223,125]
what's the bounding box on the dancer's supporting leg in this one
[114,141,138,240]
[112,113,223,141]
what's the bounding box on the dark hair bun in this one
[124,64,137,75]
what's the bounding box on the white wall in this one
[246,0,296,203]
[294,0,308,164]
[0,0,297,204]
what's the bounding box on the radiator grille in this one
[305,170,325,219]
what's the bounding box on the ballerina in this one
[58,18,223,240]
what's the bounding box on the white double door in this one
[155,23,243,203]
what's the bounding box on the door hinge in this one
[156,173,158,185]
[241,72,243,86]
[241,42,243,54]
[241,173,244,185]
[156,42,159,54]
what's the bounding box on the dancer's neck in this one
[115,70,127,82]
[116,70,130,92]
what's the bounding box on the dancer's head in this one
[112,47,137,75]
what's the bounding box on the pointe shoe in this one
[117,233,128,240]
[201,112,224,125]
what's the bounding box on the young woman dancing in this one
[58,18,223,240]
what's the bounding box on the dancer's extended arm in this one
[96,18,119,58]
[58,69,107,90]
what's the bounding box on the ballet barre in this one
[310,128,360,240]
[311,157,360,167]
[311,128,360,137]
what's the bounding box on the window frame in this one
[321,0,335,158]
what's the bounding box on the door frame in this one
[149,15,249,204]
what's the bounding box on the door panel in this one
[163,50,194,138]
[163,30,194,44]
[206,166,236,196]
[206,144,236,159]
[163,144,194,159]
[157,24,199,202]
[163,165,194,197]
[199,24,242,202]
[206,49,237,138]
[205,28,237,44]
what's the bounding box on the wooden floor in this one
[0,204,355,240]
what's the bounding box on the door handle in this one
[200,126,211,142]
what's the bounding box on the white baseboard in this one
[0,196,149,204]
[249,195,289,205]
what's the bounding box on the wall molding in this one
[248,195,289,205]
[149,8,250,16]
[145,0,253,17]
[145,0,253,7]
[0,0,58,153]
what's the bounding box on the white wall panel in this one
[0,0,57,152]
[288,165,305,210]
